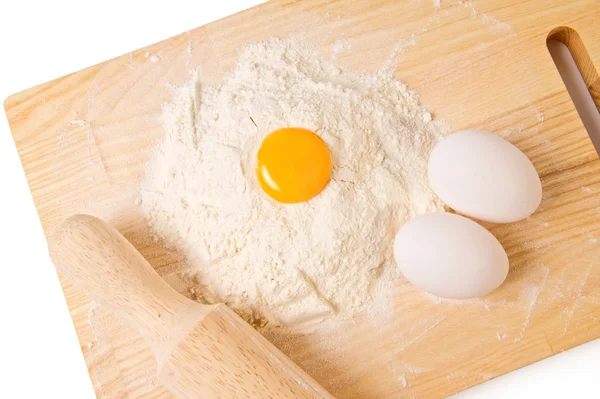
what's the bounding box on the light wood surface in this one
[5,0,600,398]
[49,215,333,399]
[549,26,600,110]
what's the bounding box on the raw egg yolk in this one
[257,128,332,203]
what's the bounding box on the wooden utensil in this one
[49,214,333,399]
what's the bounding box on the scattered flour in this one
[381,36,418,73]
[399,374,408,388]
[447,0,514,33]
[332,38,351,54]
[140,39,448,330]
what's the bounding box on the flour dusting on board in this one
[433,0,514,33]
[140,39,448,331]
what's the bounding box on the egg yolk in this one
[257,128,332,203]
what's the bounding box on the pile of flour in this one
[140,39,448,330]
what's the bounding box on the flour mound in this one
[141,39,448,329]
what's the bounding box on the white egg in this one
[394,212,508,299]
[428,130,542,223]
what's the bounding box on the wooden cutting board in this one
[5,0,600,398]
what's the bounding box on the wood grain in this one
[4,0,600,398]
[49,215,333,399]
[549,26,600,111]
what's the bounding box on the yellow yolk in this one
[257,128,332,203]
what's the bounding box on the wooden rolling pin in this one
[49,214,333,399]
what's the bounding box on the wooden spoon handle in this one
[48,214,207,349]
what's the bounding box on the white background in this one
[0,1,598,398]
